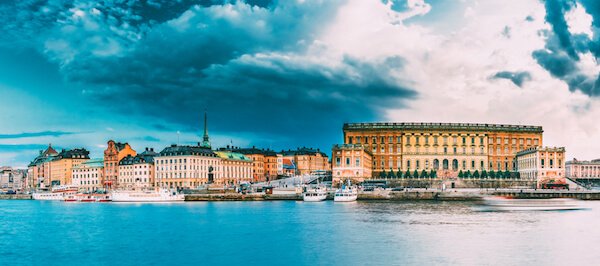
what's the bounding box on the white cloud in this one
[317,0,600,160]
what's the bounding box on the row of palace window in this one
[367,145,486,155]
[335,157,361,167]
[348,135,485,145]
[374,159,517,171]
[349,135,541,146]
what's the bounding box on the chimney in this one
[151,148,154,152]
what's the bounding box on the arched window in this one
[443,159,449,170]
[433,159,440,170]
[452,159,459,171]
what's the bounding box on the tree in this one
[397,168,403,179]
[413,170,419,179]
[473,170,480,178]
[516,172,521,179]
[489,170,496,179]
[405,170,411,179]
[481,170,488,179]
[466,170,472,178]
[420,170,428,178]
[388,168,396,179]
[429,169,436,179]
[504,170,511,179]
[458,170,464,178]
[379,169,387,179]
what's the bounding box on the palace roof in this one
[343,122,543,133]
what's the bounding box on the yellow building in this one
[28,144,58,188]
[516,147,565,188]
[331,144,373,184]
[103,140,136,188]
[343,122,543,178]
[215,151,253,185]
[49,148,90,186]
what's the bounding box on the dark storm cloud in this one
[533,0,600,97]
[491,71,532,87]
[0,131,77,139]
[0,0,416,151]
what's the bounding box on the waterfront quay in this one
[184,188,600,201]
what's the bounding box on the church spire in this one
[202,111,211,148]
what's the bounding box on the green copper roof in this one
[215,151,252,162]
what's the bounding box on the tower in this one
[201,111,211,148]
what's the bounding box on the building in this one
[0,167,27,192]
[118,148,158,190]
[50,148,90,186]
[72,158,104,192]
[331,144,373,183]
[215,151,253,185]
[154,144,221,189]
[28,144,59,189]
[343,122,543,178]
[282,147,329,175]
[516,147,566,188]
[282,158,296,176]
[103,140,136,188]
[232,147,281,182]
[566,158,600,184]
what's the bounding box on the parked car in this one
[6,190,16,194]
[391,187,405,191]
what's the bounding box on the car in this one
[6,190,16,195]
[391,187,405,191]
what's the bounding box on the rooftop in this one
[214,151,252,162]
[516,146,565,156]
[344,122,543,133]
[157,144,216,157]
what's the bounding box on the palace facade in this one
[342,122,543,177]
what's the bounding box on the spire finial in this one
[202,110,211,148]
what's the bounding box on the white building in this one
[118,148,157,190]
[516,147,566,188]
[0,167,27,192]
[154,144,222,189]
[214,151,253,185]
[566,159,600,179]
[72,158,104,192]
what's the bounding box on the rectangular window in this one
[348,137,353,144]
[462,137,466,144]
[346,158,350,165]
[356,159,360,166]
[416,160,420,169]
[416,136,420,144]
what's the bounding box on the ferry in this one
[64,193,112,202]
[480,196,585,211]
[32,185,78,201]
[334,180,358,202]
[303,186,327,202]
[111,188,184,202]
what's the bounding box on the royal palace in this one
[341,122,544,178]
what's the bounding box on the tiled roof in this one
[158,144,216,157]
[215,151,252,162]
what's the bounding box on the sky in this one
[1,0,600,168]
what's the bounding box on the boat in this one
[111,188,184,202]
[303,186,327,202]
[334,180,358,202]
[64,194,112,202]
[32,185,78,201]
[480,196,585,211]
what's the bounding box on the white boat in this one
[334,180,358,202]
[111,188,184,202]
[32,185,78,201]
[480,196,585,211]
[303,187,327,202]
[64,193,112,202]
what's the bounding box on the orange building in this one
[282,147,329,175]
[331,144,373,183]
[28,144,59,188]
[50,148,90,186]
[103,140,136,188]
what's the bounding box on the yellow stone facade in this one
[516,147,565,188]
[343,123,543,178]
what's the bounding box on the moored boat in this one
[303,187,327,202]
[32,185,78,201]
[334,180,358,202]
[480,196,585,211]
[111,188,184,202]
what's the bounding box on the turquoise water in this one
[2,200,600,265]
